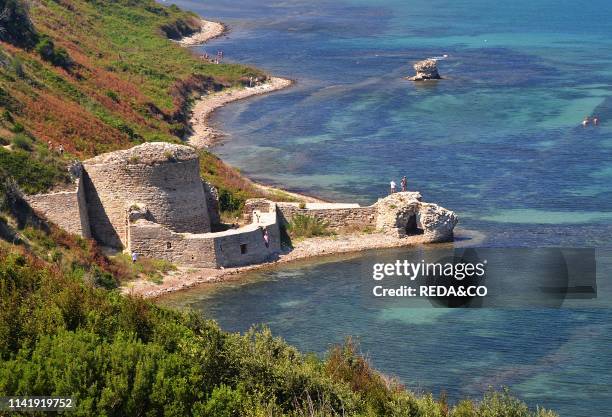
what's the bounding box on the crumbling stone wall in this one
[374,192,457,242]
[203,181,221,226]
[127,220,218,268]
[243,199,276,224]
[25,177,91,238]
[128,208,281,268]
[266,192,457,243]
[213,222,281,267]
[82,143,210,248]
[275,203,377,231]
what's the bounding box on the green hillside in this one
[0,0,273,207]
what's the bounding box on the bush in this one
[199,385,243,417]
[0,148,67,193]
[9,56,25,79]
[0,87,12,108]
[0,242,558,417]
[10,122,24,133]
[35,36,72,69]
[287,213,332,239]
[0,0,37,48]
[92,266,118,289]
[218,188,245,213]
[106,90,120,102]
[1,110,13,122]
[11,133,32,151]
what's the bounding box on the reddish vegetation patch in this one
[16,91,129,156]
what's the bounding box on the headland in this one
[22,14,459,299]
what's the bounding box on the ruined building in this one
[26,142,458,268]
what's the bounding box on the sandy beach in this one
[177,19,226,46]
[187,77,293,149]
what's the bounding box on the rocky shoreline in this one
[123,232,436,299]
[187,77,293,149]
[176,19,226,46]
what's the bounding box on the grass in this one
[0,146,69,194]
[199,150,300,215]
[0,0,265,159]
[112,252,177,284]
[286,213,333,239]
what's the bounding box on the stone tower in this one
[82,142,211,248]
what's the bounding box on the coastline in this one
[124,232,436,299]
[179,19,322,202]
[129,16,452,300]
[187,76,293,149]
[176,19,226,46]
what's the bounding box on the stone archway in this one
[405,213,424,236]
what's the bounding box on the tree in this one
[0,0,37,48]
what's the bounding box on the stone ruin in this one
[26,142,280,268]
[267,191,457,243]
[408,59,441,81]
[26,142,458,269]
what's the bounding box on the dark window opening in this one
[166,242,172,249]
[405,215,424,236]
[240,244,248,254]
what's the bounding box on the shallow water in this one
[187,0,612,239]
[168,0,612,414]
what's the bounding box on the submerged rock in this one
[409,59,441,81]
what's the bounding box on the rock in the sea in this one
[417,202,458,242]
[409,59,441,81]
[375,192,457,242]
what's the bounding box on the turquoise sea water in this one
[167,0,612,415]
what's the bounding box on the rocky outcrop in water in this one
[408,59,441,81]
[375,192,457,242]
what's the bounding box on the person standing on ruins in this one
[401,176,407,192]
[131,251,138,263]
[390,180,397,194]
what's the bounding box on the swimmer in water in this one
[582,116,590,127]
[429,54,450,60]
[593,116,600,126]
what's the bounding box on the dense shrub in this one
[0,0,37,47]
[10,121,24,133]
[218,188,246,213]
[0,229,558,417]
[0,148,67,194]
[11,133,32,151]
[9,55,25,78]
[35,36,72,68]
[91,266,118,289]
